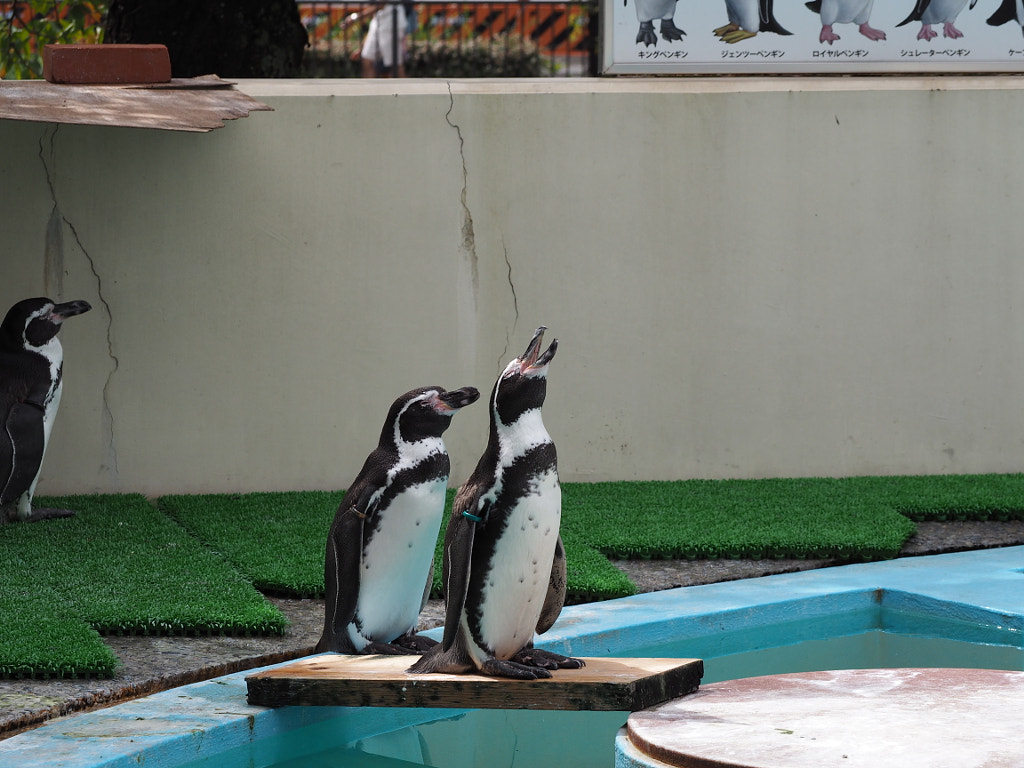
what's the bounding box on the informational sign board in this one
[602,0,1024,74]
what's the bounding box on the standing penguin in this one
[0,297,91,525]
[806,0,886,44]
[714,0,791,44]
[315,384,480,655]
[409,327,583,679]
[629,0,685,47]
[898,0,977,40]
[987,0,1024,37]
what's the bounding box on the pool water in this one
[179,625,1023,768]
[9,548,1022,768]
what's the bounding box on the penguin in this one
[0,297,91,525]
[987,0,1024,37]
[408,327,584,679]
[315,384,480,655]
[898,0,977,40]
[806,0,886,44]
[714,0,791,44]
[628,0,685,48]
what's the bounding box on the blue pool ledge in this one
[0,546,1021,768]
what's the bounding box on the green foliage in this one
[1,1,105,79]
[407,36,546,78]
[301,35,548,79]
[0,495,286,678]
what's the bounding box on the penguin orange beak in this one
[520,326,558,373]
[438,386,480,412]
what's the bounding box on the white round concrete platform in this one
[616,668,1024,768]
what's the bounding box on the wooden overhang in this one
[0,75,272,133]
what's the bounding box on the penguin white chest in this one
[725,0,760,31]
[920,0,967,23]
[821,0,874,24]
[477,467,561,659]
[354,478,447,642]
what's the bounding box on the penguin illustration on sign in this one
[987,0,1024,37]
[0,297,91,525]
[409,327,584,679]
[806,0,886,44]
[899,0,978,40]
[714,0,791,44]
[315,384,480,655]
[629,0,685,47]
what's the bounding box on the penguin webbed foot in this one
[406,645,473,674]
[391,631,440,654]
[636,21,657,46]
[479,657,552,680]
[361,639,423,656]
[511,647,586,671]
[659,19,685,41]
[857,23,886,41]
[4,507,76,524]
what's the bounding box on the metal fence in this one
[298,1,599,77]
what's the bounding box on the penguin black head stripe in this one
[389,386,480,446]
[409,327,584,679]
[1,297,91,524]
[492,326,558,428]
[2,298,92,352]
[315,383,480,656]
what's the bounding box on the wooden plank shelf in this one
[246,655,703,712]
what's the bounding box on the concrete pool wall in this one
[2,546,1021,767]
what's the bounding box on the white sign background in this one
[603,0,1024,73]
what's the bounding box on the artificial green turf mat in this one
[154,473,1024,605]
[0,494,287,679]
[158,489,636,603]
[8,474,1024,679]
[158,491,342,598]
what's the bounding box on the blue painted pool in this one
[2,546,1021,768]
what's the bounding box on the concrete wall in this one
[4,76,1024,496]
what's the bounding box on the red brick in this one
[43,44,172,85]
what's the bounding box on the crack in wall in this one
[500,239,519,366]
[38,125,121,480]
[445,82,478,302]
[445,83,523,369]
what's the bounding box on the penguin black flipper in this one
[440,482,490,651]
[315,476,384,654]
[0,400,45,507]
[805,0,821,13]
[988,0,1017,26]
[897,0,929,27]
[536,534,569,635]
[407,485,490,674]
[760,0,792,35]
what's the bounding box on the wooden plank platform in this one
[246,655,703,712]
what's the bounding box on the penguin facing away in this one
[714,0,792,44]
[987,0,1024,37]
[898,0,977,40]
[409,327,584,679]
[806,0,886,44]
[0,297,92,525]
[315,384,480,655]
